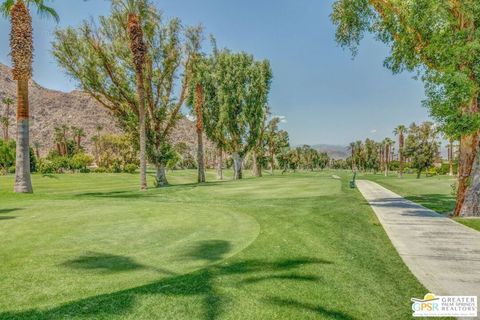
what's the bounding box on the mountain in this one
[311,144,349,160]
[0,63,213,163]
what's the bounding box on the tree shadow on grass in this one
[62,252,148,273]
[0,216,16,221]
[0,208,23,214]
[1,255,333,320]
[74,190,157,199]
[182,240,232,262]
[265,297,355,320]
[405,194,455,214]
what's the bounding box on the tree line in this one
[1,0,294,191]
[331,0,480,216]
[348,122,450,179]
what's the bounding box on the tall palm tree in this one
[71,126,85,151]
[122,0,148,191]
[1,0,58,193]
[348,142,356,171]
[1,97,14,140]
[383,138,394,176]
[394,125,407,178]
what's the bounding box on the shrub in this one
[37,159,56,174]
[123,163,138,174]
[70,153,94,171]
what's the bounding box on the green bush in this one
[123,163,138,174]
[37,159,56,174]
[70,153,94,171]
[8,166,15,174]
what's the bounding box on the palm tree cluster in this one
[348,122,444,178]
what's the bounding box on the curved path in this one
[357,180,480,298]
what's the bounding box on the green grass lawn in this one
[360,172,480,232]
[0,170,426,319]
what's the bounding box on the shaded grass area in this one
[0,170,426,319]
[360,172,480,232]
[359,173,456,214]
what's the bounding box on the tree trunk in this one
[448,142,454,176]
[399,135,404,178]
[384,146,389,177]
[458,138,480,217]
[195,84,205,183]
[454,134,480,217]
[216,148,223,180]
[232,152,243,180]
[454,133,478,216]
[416,169,422,179]
[270,153,275,175]
[14,80,32,193]
[128,13,147,191]
[252,149,261,177]
[196,130,205,183]
[136,73,147,191]
[155,163,169,187]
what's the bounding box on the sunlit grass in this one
[0,170,426,319]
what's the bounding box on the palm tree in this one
[383,138,394,176]
[1,97,14,140]
[123,0,148,191]
[394,125,407,177]
[1,0,58,193]
[348,142,356,171]
[71,126,86,151]
[33,140,40,159]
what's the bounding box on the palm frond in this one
[0,0,15,17]
[27,0,59,21]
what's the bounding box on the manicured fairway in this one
[361,173,480,231]
[0,171,425,319]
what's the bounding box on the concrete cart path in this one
[357,180,480,298]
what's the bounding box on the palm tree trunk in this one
[128,13,147,191]
[137,73,147,191]
[448,142,454,176]
[399,134,404,177]
[195,84,205,183]
[216,147,223,180]
[14,80,32,193]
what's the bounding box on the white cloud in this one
[370,129,377,133]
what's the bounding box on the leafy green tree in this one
[1,0,58,193]
[213,50,272,180]
[265,116,289,174]
[53,0,200,187]
[404,122,439,179]
[331,0,480,216]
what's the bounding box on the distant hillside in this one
[0,63,214,163]
[311,144,349,160]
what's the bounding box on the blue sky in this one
[0,0,430,146]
